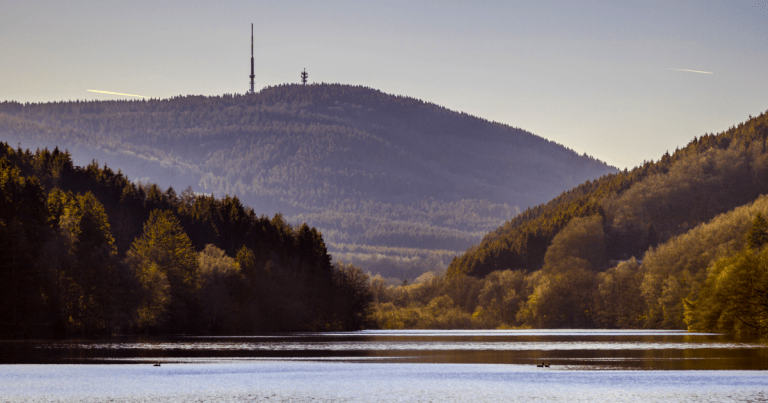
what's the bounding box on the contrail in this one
[87,89,148,98]
[667,68,713,74]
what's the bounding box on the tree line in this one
[369,204,768,335]
[0,142,372,339]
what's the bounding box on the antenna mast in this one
[249,23,255,94]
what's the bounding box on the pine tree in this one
[301,68,308,86]
[57,191,119,335]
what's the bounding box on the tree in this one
[747,213,768,250]
[328,263,373,330]
[301,68,308,86]
[476,270,526,326]
[543,215,606,273]
[517,267,597,328]
[684,247,768,336]
[57,191,122,335]
[198,244,241,333]
[0,159,55,337]
[133,262,170,333]
[594,258,644,328]
[126,209,200,333]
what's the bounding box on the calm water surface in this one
[1,330,767,402]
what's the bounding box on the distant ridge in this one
[0,84,617,279]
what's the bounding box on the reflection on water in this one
[2,329,767,370]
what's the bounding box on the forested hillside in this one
[450,110,768,278]
[0,84,615,280]
[364,109,768,334]
[0,143,371,338]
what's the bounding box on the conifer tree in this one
[57,191,120,334]
[747,213,768,250]
[0,159,53,337]
[301,68,308,86]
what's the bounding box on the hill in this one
[0,84,616,279]
[366,109,768,333]
[449,110,768,278]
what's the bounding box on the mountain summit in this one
[0,84,616,278]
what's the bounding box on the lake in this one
[1,330,767,402]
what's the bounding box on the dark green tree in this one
[0,159,56,338]
[57,191,123,335]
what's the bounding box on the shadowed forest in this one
[0,84,615,281]
[0,143,371,338]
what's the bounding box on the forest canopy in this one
[0,143,372,339]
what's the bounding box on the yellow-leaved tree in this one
[126,209,200,333]
[198,244,241,334]
[684,213,768,336]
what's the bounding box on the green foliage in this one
[126,210,200,333]
[370,297,475,330]
[516,268,596,328]
[637,196,768,329]
[0,143,372,337]
[368,269,527,329]
[542,215,606,273]
[684,248,768,336]
[198,244,242,334]
[594,258,644,328]
[56,191,126,335]
[476,270,526,326]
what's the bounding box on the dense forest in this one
[450,110,768,278]
[0,84,616,280]
[366,110,768,335]
[0,142,372,339]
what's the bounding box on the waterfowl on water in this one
[536,363,544,367]
[153,363,161,367]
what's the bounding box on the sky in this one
[2,0,768,169]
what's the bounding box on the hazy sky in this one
[2,1,768,169]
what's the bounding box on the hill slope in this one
[0,84,616,278]
[449,109,768,278]
[366,109,768,332]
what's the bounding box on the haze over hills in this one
[0,84,616,279]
